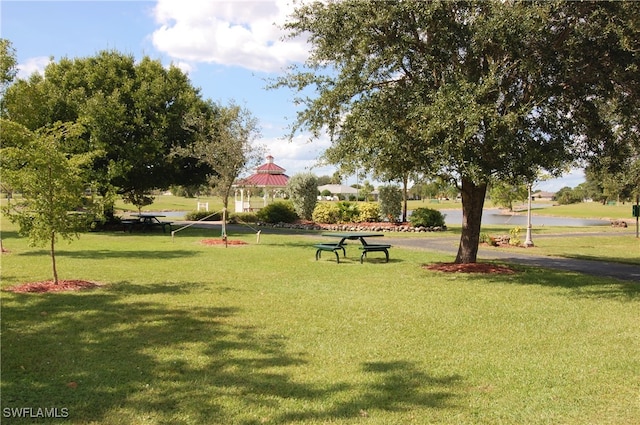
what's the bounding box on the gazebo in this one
[233,155,289,212]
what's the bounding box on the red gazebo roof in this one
[236,155,289,188]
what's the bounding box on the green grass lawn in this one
[1,219,638,424]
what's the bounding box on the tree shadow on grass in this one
[276,360,462,423]
[474,262,640,301]
[1,283,465,424]
[0,287,314,424]
[17,248,199,260]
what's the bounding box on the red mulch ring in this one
[200,239,248,246]
[4,280,102,293]
[423,262,516,274]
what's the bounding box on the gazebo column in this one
[234,188,245,213]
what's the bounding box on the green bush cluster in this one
[184,210,222,221]
[408,207,446,227]
[356,202,380,222]
[256,201,298,224]
[311,202,380,224]
[312,203,341,223]
[229,212,258,224]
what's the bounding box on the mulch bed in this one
[4,280,102,293]
[200,239,248,246]
[424,262,516,274]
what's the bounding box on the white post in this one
[524,184,534,247]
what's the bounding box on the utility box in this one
[633,205,640,217]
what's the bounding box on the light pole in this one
[524,183,534,247]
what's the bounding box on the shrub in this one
[378,185,402,222]
[509,226,522,246]
[185,210,222,221]
[256,201,298,224]
[312,202,341,224]
[229,212,258,224]
[286,173,318,220]
[409,207,446,227]
[479,232,498,246]
[357,202,380,222]
[337,201,359,223]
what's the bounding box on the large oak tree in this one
[277,0,638,263]
[2,50,210,213]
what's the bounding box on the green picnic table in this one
[314,232,391,263]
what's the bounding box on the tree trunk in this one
[455,179,487,264]
[401,174,409,222]
[51,231,59,284]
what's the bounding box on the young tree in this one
[489,182,529,212]
[177,101,263,211]
[2,122,96,284]
[277,1,638,263]
[286,172,318,220]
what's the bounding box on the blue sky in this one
[1,0,583,191]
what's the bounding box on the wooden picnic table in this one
[315,232,391,263]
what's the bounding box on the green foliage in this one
[277,0,639,263]
[0,38,17,94]
[312,201,380,223]
[2,50,209,206]
[489,182,529,211]
[479,232,498,246]
[121,190,155,213]
[286,172,318,220]
[312,202,341,224]
[229,212,258,224]
[1,122,97,283]
[256,201,298,224]
[555,187,584,205]
[509,227,522,246]
[336,201,359,223]
[356,202,380,222]
[184,210,223,221]
[408,207,446,228]
[378,185,402,222]
[177,101,263,210]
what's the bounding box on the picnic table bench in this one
[314,243,347,263]
[358,242,392,264]
[315,232,391,263]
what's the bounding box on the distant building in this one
[318,184,359,195]
[233,155,289,212]
[533,191,555,202]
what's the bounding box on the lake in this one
[440,209,610,227]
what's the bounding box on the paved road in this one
[384,234,640,283]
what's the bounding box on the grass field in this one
[1,215,639,424]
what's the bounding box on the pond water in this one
[440,209,610,227]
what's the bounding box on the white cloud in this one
[17,56,51,79]
[256,132,334,176]
[151,0,309,73]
